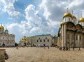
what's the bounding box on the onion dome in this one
[63,13,72,18]
[21,36,27,42]
[21,38,25,42]
[79,18,84,22]
[0,25,4,30]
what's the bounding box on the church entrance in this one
[2,43,5,47]
[24,43,26,46]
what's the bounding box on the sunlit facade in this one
[58,11,84,50]
[19,36,31,46]
[20,34,54,47]
[0,25,15,47]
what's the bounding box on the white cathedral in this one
[0,25,15,47]
[57,10,84,50]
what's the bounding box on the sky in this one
[0,0,84,43]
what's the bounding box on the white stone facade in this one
[31,34,54,47]
[0,25,15,47]
[57,12,84,50]
[20,34,54,47]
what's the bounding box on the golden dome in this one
[63,13,72,18]
[0,25,4,30]
[79,18,84,22]
[21,36,27,42]
[22,38,25,41]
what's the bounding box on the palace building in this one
[20,34,54,47]
[0,25,15,47]
[57,10,84,50]
[30,34,54,47]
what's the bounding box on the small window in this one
[65,18,66,22]
[39,38,40,39]
[80,36,81,40]
[47,39,49,42]
[44,39,45,42]
[45,37,47,39]
[40,40,42,42]
[69,18,70,21]
[76,35,77,40]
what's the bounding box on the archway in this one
[2,43,5,47]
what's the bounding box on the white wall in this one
[31,35,53,47]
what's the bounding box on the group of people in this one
[59,47,81,51]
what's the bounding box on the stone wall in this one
[0,49,5,62]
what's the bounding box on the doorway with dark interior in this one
[2,43,5,47]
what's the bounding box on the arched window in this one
[40,40,42,42]
[45,37,47,39]
[80,36,81,40]
[69,18,70,21]
[75,35,77,40]
[65,18,66,22]
[39,38,40,39]
[47,39,49,42]
[37,40,38,42]
[44,39,45,42]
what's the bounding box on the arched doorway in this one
[2,43,5,47]
[24,43,26,46]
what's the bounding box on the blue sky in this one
[0,0,84,43]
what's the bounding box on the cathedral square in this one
[0,0,84,62]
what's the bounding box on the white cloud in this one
[30,27,40,33]
[25,4,42,26]
[39,0,51,20]
[3,0,84,43]
[39,0,64,28]
[0,0,20,17]
[24,3,60,36]
[6,22,28,42]
[67,0,84,9]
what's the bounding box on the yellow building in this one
[20,36,31,46]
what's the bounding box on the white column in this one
[78,35,80,48]
[62,25,64,48]
[64,24,66,47]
